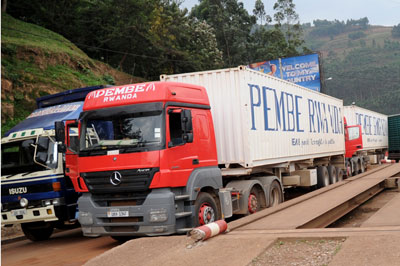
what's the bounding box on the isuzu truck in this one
[1,85,105,241]
[56,66,362,239]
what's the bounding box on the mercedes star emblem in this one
[110,171,122,186]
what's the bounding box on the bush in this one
[348,31,366,40]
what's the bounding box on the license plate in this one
[11,209,27,216]
[107,208,129,218]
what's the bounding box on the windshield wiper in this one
[22,171,35,176]
[82,144,108,151]
[4,172,29,179]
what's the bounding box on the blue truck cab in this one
[1,85,106,241]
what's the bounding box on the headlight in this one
[20,198,29,208]
[52,198,60,205]
[149,208,168,223]
[43,200,52,206]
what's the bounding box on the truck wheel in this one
[327,165,337,184]
[194,192,220,226]
[268,181,283,207]
[345,161,352,177]
[248,187,262,214]
[353,160,359,175]
[359,159,365,173]
[336,167,344,182]
[21,222,54,241]
[317,166,329,188]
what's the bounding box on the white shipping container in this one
[161,66,345,169]
[343,105,388,150]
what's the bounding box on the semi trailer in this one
[343,105,388,175]
[55,66,377,239]
[1,85,105,241]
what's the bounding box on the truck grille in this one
[91,192,149,207]
[81,168,158,194]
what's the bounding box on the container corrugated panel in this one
[161,66,345,168]
[388,114,400,151]
[343,105,388,150]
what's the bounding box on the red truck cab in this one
[59,82,224,238]
[344,117,364,176]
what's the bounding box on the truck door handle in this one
[192,159,199,165]
[356,145,362,148]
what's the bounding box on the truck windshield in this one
[1,139,47,176]
[80,110,163,153]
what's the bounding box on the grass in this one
[0,13,117,136]
[1,13,87,59]
[304,25,395,58]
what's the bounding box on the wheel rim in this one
[248,193,258,213]
[346,163,351,177]
[198,203,215,225]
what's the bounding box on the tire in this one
[248,187,263,214]
[359,158,365,174]
[336,167,344,182]
[345,161,352,177]
[327,165,337,184]
[317,166,329,188]
[194,192,220,227]
[268,181,283,207]
[353,160,359,175]
[21,222,54,241]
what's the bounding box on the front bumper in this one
[78,188,178,237]
[1,205,58,225]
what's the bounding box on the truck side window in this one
[348,127,360,141]
[169,112,184,146]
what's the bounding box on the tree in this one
[2,0,7,12]
[392,23,400,38]
[191,0,256,66]
[253,0,270,25]
[6,0,223,78]
[273,0,304,56]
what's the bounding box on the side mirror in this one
[183,133,193,143]
[55,121,65,143]
[35,151,48,164]
[181,110,193,132]
[37,137,49,150]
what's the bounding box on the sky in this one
[181,0,400,26]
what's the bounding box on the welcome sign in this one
[249,53,321,92]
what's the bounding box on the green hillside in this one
[1,13,142,136]
[304,24,400,115]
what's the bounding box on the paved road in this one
[1,228,119,266]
